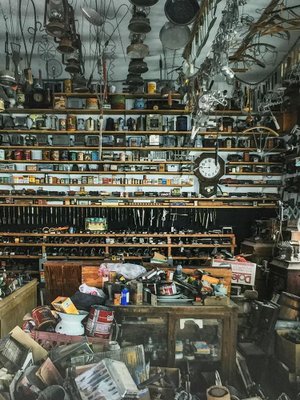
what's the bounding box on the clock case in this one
[194,153,225,198]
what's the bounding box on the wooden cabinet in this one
[113,303,238,382]
[0,279,37,338]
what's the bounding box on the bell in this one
[128,58,148,74]
[57,37,75,54]
[128,14,151,34]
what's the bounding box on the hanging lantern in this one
[128,59,148,74]
[128,7,151,34]
[44,0,67,38]
[56,37,75,54]
[127,34,149,58]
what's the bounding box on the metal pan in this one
[165,0,200,25]
[130,0,158,6]
[159,22,191,50]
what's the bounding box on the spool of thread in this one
[206,386,230,400]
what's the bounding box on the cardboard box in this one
[51,296,79,314]
[276,329,300,374]
[128,280,143,305]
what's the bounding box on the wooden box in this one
[0,280,37,338]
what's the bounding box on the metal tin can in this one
[24,150,31,160]
[32,306,56,330]
[77,151,84,161]
[58,118,67,130]
[14,150,24,160]
[86,97,98,109]
[67,114,76,131]
[51,150,60,161]
[69,151,77,161]
[64,79,72,93]
[91,150,99,161]
[43,150,51,161]
[60,150,69,161]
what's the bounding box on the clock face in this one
[198,157,221,179]
[33,92,44,102]
[194,153,225,183]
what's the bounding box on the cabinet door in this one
[118,314,169,366]
[172,317,222,370]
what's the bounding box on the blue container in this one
[121,287,130,305]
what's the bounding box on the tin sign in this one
[212,259,256,286]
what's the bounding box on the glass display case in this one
[113,303,238,381]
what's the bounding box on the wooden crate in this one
[82,266,102,288]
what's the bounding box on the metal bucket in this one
[86,305,114,338]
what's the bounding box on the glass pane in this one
[175,318,222,362]
[118,316,168,366]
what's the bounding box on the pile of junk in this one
[0,260,296,400]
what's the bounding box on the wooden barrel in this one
[279,292,300,320]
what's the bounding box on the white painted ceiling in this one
[0,0,299,90]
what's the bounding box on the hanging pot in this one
[159,22,191,50]
[128,58,148,74]
[165,0,200,25]
[128,14,151,34]
[127,42,149,58]
[130,0,158,6]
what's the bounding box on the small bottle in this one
[121,287,130,305]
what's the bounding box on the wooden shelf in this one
[0,170,193,176]
[226,172,282,176]
[7,108,190,115]
[0,203,278,209]
[0,232,236,237]
[0,183,193,187]
[0,160,192,164]
[0,146,286,152]
[227,162,283,165]
[54,92,183,99]
[221,183,281,187]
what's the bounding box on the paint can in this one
[206,386,230,400]
[31,306,56,330]
[86,305,114,338]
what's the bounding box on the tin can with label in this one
[60,150,69,161]
[67,114,76,131]
[0,149,5,160]
[14,150,24,160]
[77,151,84,161]
[69,151,77,161]
[42,150,51,161]
[91,150,99,161]
[58,118,67,130]
[51,150,60,161]
[24,150,31,160]
[64,79,72,93]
